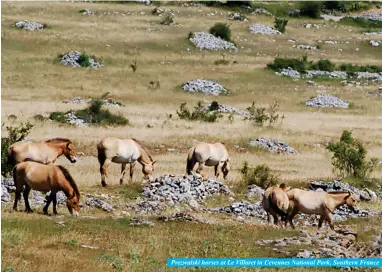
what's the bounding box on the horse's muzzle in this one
[70,157,79,163]
[72,211,80,217]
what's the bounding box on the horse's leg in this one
[100,159,111,187]
[288,208,299,229]
[43,193,53,215]
[214,165,219,177]
[23,185,33,213]
[269,208,279,226]
[196,162,206,180]
[13,190,22,212]
[327,212,334,230]
[120,163,127,185]
[130,162,136,182]
[52,193,58,215]
[318,215,325,229]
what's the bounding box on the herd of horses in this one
[7,137,358,229]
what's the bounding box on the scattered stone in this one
[252,8,272,16]
[364,31,382,36]
[229,13,246,21]
[85,198,113,212]
[293,44,318,50]
[63,111,86,127]
[209,201,267,220]
[370,40,381,47]
[249,138,297,154]
[189,32,237,51]
[127,200,165,214]
[62,97,123,107]
[305,94,349,108]
[249,24,281,35]
[203,103,249,116]
[302,23,321,29]
[130,217,155,227]
[59,51,103,69]
[366,90,382,97]
[158,212,208,223]
[182,79,229,96]
[357,10,382,22]
[14,20,44,31]
[306,80,317,86]
[80,9,94,15]
[246,185,264,199]
[321,14,344,22]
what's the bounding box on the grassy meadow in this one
[1,1,382,271]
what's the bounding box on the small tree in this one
[300,1,322,18]
[1,122,34,176]
[240,161,279,189]
[209,22,232,42]
[274,17,288,33]
[327,130,378,179]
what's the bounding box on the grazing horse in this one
[97,137,156,187]
[285,189,358,229]
[13,161,81,216]
[8,138,79,166]
[186,142,230,180]
[262,184,291,226]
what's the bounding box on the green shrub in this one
[274,17,288,33]
[339,17,382,28]
[313,59,335,72]
[240,162,279,189]
[1,122,34,177]
[327,130,378,179]
[77,53,91,67]
[267,55,310,73]
[299,1,322,18]
[49,111,67,123]
[209,22,232,42]
[244,101,281,126]
[160,13,174,25]
[214,59,230,65]
[188,31,194,39]
[96,252,124,272]
[176,101,222,123]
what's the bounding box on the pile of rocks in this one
[249,24,281,35]
[302,23,321,29]
[229,13,246,21]
[204,103,249,116]
[366,90,382,97]
[293,44,318,50]
[130,218,155,227]
[356,72,382,83]
[309,180,378,202]
[84,197,114,212]
[341,80,368,87]
[127,200,165,214]
[189,32,237,51]
[59,51,103,69]
[63,112,86,127]
[62,97,123,107]
[208,201,267,221]
[141,174,231,205]
[249,138,297,154]
[80,9,94,15]
[357,10,382,22]
[364,31,382,36]
[158,212,209,223]
[370,40,381,47]
[252,8,272,16]
[306,94,349,108]
[14,20,44,31]
[182,79,229,96]
[246,184,265,199]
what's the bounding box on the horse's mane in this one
[327,191,352,195]
[131,138,154,161]
[44,138,72,144]
[57,165,80,198]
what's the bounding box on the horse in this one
[262,183,291,226]
[8,138,79,166]
[12,161,81,216]
[285,189,358,229]
[186,142,230,180]
[97,137,156,187]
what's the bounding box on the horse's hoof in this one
[101,182,107,188]
[25,209,34,213]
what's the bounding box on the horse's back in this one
[98,137,140,162]
[14,161,55,191]
[288,189,327,214]
[10,141,46,164]
[271,187,289,212]
[194,142,229,163]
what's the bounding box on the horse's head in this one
[66,194,80,216]
[64,142,79,163]
[279,183,291,192]
[222,158,230,180]
[345,192,358,212]
[142,160,156,178]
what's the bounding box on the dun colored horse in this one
[262,184,290,226]
[186,142,230,180]
[97,137,156,187]
[13,161,81,216]
[8,138,79,165]
[285,189,358,229]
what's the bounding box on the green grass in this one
[339,17,382,29]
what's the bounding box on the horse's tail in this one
[186,147,196,175]
[97,143,108,178]
[57,165,80,199]
[7,145,16,168]
[268,192,288,218]
[12,165,18,187]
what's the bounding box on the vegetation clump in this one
[339,17,382,28]
[160,13,174,25]
[299,1,322,18]
[240,161,279,189]
[209,22,232,43]
[244,101,282,126]
[176,101,222,123]
[327,130,378,179]
[274,17,288,33]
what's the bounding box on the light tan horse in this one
[97,137,156,187]
[186,142,230,180]
[13,161,81,216]
[262,184,290,225]
[8,138,79,166]
[285,189,358,229]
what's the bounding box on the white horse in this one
[186,142,230,180]
[97,137,156,187]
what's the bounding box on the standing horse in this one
[285,189,358,229]
[13,161,81,216]
[8,138,79,166]
[97,137,156,187]
[186,142,230,180]
[262,184,290,226]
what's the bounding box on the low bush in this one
[267,55,310,73]
[327,130,378,179]
[339,17,382,28]
[240,162,279,189]
[299,1,322,18]
[176,101,222,123]
[274,17,288,33]
[160,13,174,25]
[209,22,232,42]
[1,122,34,176]
[244,101,281,126]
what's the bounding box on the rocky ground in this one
[14,20,44,31]
[305,94,349,108]
[189,32,237,51]
[60,51,103,69]
[249,138,297,154]
[182,78,229,95]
